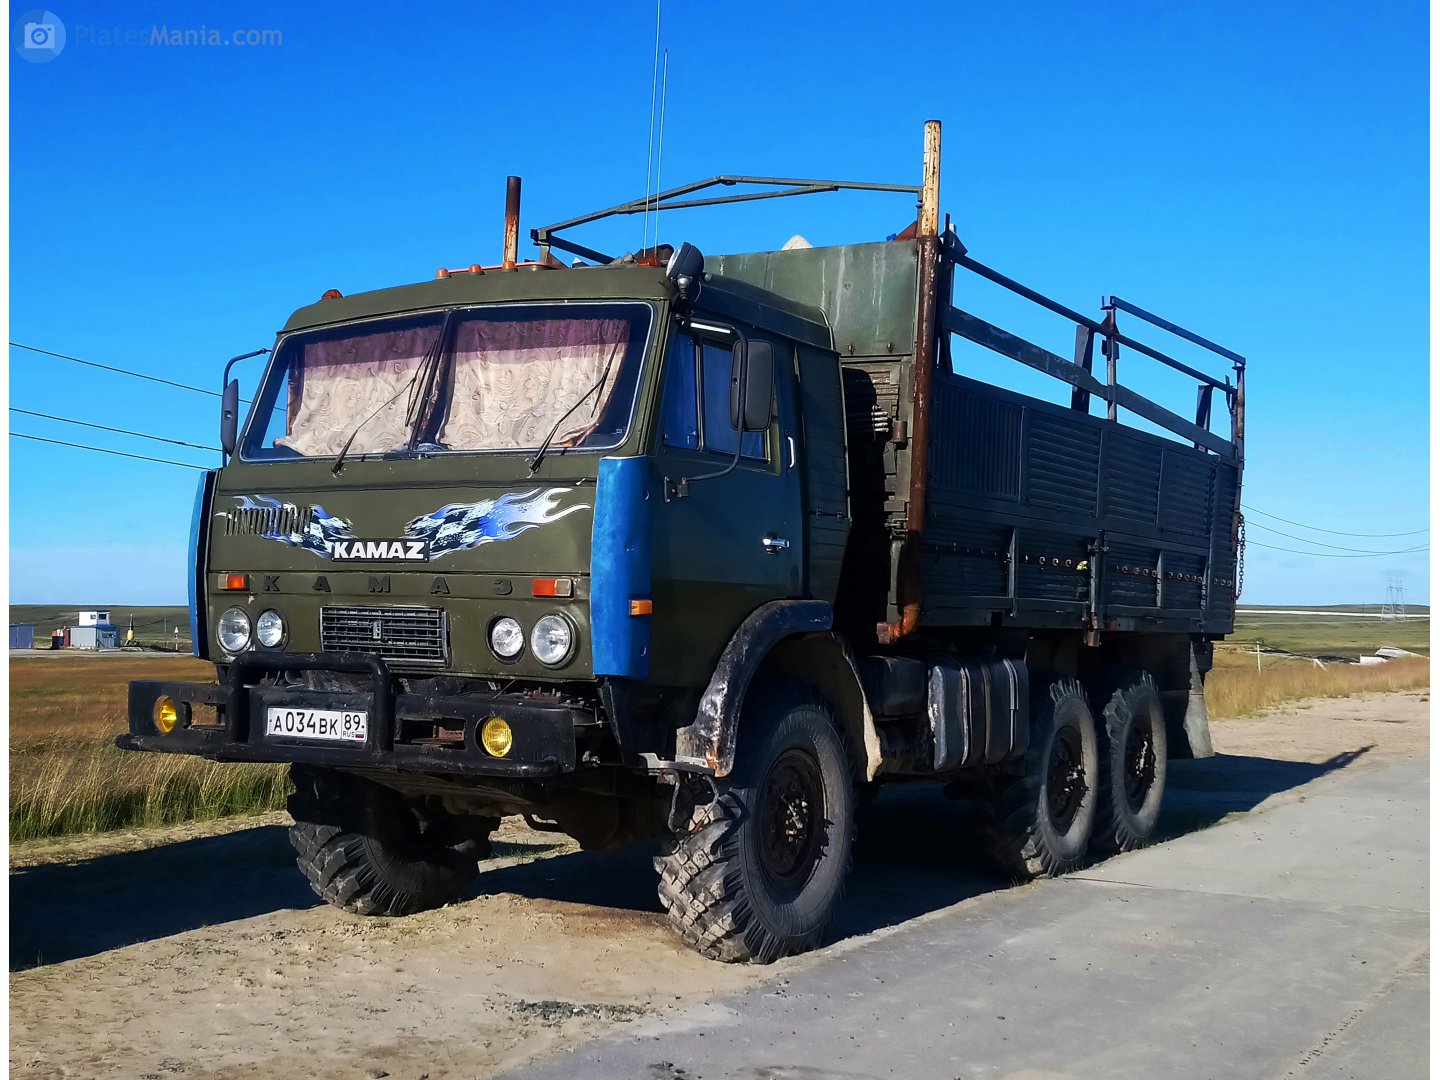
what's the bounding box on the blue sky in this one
[8,0,1429,605]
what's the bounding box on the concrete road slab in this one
[505,756,1429,1080]
[1072,757,1429,911]
[1296,951,1429,1080]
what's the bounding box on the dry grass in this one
[9,656,289,842]
[1206,651,1430,720]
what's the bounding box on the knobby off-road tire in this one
[288,766,496,916]
[1090,671,1167,854]
[978,678,1099,879]
[654,683,857,963]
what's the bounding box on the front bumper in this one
[120,651,582,778]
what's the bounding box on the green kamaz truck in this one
[123,121,1245,963]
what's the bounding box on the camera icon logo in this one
[13,9,65,62]
[25,21,56,49]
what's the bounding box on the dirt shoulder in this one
[1210,687,1428,765]
[9,689,1429,1080]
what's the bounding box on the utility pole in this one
[1382,575,1408,621]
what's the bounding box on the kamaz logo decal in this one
[328,539,430,562]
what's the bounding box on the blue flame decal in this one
[405,488,589,556]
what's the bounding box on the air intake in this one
[320,605,449,667]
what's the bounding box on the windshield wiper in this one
[331,330,447,476]
[527,353,617,473]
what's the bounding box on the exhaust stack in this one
[878,119,942,645]
[503,176,521,269]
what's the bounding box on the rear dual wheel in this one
[1091,672,1167,854]
[978,678,1099,878]
[979,671,1167,880]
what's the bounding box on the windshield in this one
[241,302,653,461]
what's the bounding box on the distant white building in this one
[71,610,119,650]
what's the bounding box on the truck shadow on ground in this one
[9,746,1372,971]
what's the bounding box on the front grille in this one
[320,605,449,667]
[223,503,314,538]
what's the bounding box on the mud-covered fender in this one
[673,600,833,777]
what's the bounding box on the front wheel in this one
[288,766,496,916]
[655,683,857,963]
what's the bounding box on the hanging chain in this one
[1236,513,1246,599]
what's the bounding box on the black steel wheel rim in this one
[758,748,826,890]
[1123,719,1156,811]
[1046,725,1086,832]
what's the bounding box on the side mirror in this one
[730,338,774,433]
[220,379,240,457]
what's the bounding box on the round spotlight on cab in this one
[480,716,513,758]
[530,613,575,667]
[255,609,286,648]
[217,607,251,654]
[153,695,188,735]
[489,616,524,661]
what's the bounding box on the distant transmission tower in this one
[1381,575,1407,620]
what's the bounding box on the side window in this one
[660,337,699,450]
[248,363,298,456]
[699,339,766,461]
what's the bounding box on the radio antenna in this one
[654,48,669,255]
[642,0,662,255]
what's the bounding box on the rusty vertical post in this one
[503,176,522,269]
[1230,362,1246,598]
[1230,364,1245,467]
[878,119,942,645]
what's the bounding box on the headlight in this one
[489,616,524,660]
[255,609,285,648]
[530,613,574,666]
[217,607,251,654]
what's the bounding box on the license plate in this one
[265,707,368,744]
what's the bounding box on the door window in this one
[660,333,766,460]
[700,340,766,460]
[660,336,700,450]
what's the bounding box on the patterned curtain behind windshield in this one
[438,317,629,451]
[276,326,440,457]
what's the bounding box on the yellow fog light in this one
[154,696,181,735]
[480,716,513,758]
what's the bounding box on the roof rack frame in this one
[531,175,921,265]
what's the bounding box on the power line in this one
[1245,519,1427,554]
[10,342,277,412]
[1243,503,1427,538]
[10,432,208,470]
[1248,538,1429,558]
[10,341,223,399]
[11,408,220,453]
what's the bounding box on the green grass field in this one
[1232,605,1430,659]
